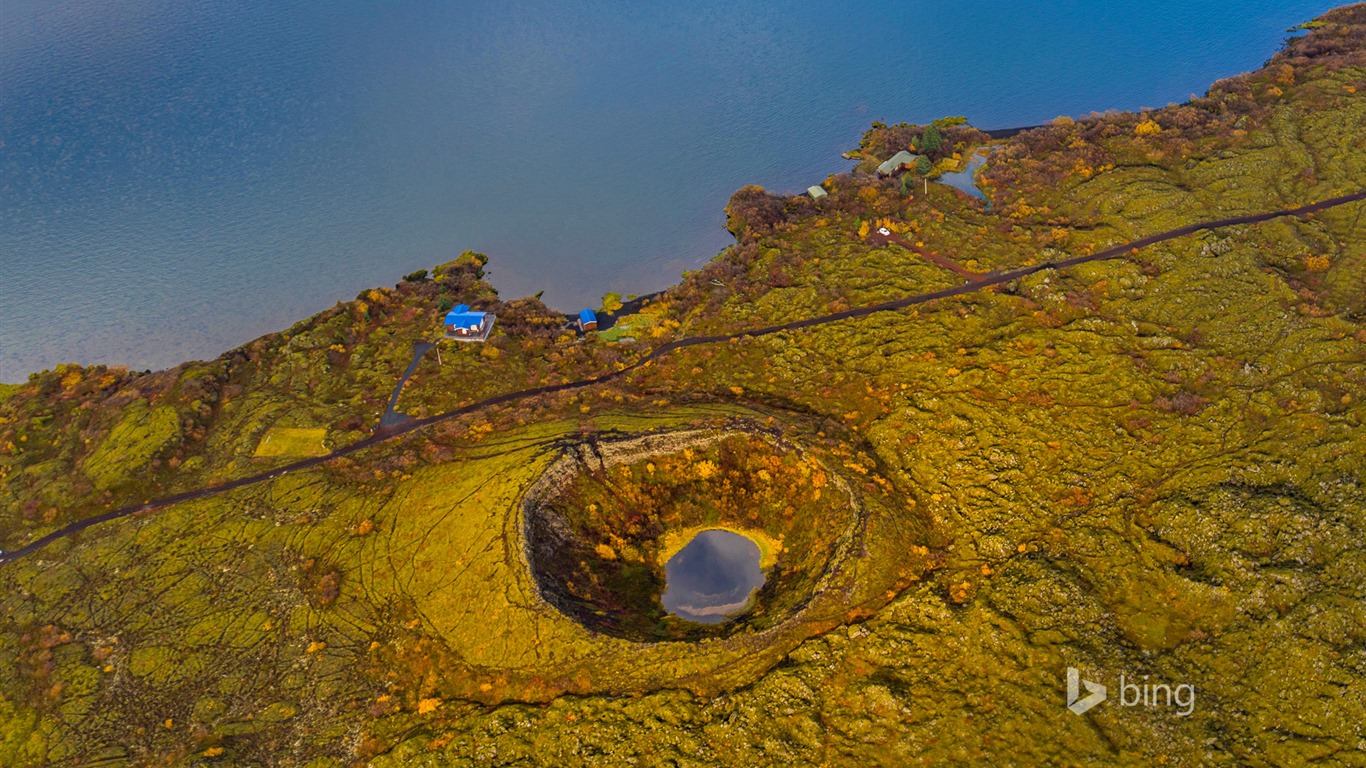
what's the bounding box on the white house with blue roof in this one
[443,304,495,342]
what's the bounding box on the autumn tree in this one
[1134,118,1162,136]
[724,185,788,241]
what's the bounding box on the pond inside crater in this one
[661,530,766,624]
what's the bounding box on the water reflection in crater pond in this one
[662,530,765,624]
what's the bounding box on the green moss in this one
[81,400,181,489]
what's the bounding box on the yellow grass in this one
[253,427,328,457]
[657,525,784,570]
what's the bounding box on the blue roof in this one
[445,305,485,325]
[579,309,597,323]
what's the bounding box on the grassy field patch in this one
[253,427,329,458]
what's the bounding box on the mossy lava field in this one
[2,8,1366,765]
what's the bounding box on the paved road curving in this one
[2,189,1363,568]
[378,341,435,429]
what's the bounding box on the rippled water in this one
[0,1,1337,380]
[662,529,765,624]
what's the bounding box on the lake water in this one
[0,1,1338,381]
[662,529,765,624]
[937,150,990,201]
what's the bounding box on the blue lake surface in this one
[661,529,765,624]
[0,0,1338,381]
[937,151,990,202]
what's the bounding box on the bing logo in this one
[1065,667,1195,717]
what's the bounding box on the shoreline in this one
[0,114,1272,386]
[5,188,1362,567]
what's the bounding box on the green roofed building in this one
[876,150,918,177]
[807,185,827,199]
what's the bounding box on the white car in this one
[877,227,891,236]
